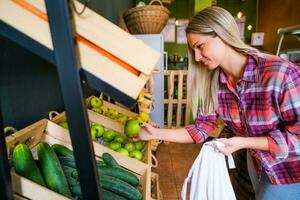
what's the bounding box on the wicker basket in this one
[123,0,170,34]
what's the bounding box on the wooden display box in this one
[0,0,161,101]
[86,96,138,119]
[6,119,154,200]
[50,110,153,167]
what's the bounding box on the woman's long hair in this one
[186,6,257,118]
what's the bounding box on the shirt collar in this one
[219,51,262,84]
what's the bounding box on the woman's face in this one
[187,33,227,70]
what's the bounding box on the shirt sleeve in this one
[268,66,300,159]
[185,112,218,143]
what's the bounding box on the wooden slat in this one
[176,71,184,127]
[185,92,191,126]
[0,0,154,99]
[164,99,187,104]
[26,0,161,75]
[164,70,188,76]
[164,70,190,128]
[167,71,174,128]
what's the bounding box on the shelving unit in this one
[0,0,158,199]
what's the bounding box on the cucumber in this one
[51,144,74,158]
[70,184,82,199]
[70,184,128,200]
[62,165,77,178]
[99,174,142,200]
[37,142,72,198]
[59,156,77,168]
[102,153,120,168]
[102,188,128,200]
[71,166,139,187]
[59,156,106,169]
[12,144,46,186]
[98,166,139,187]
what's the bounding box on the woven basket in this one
[123,0,170,34]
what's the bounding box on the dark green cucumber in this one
[51,144,74,158]
[71,166,139,187]
[69,184,128,200]
[13,144,46,186]
[59,156,77,168]
[102,153,120,168]
[70,184,82,199]
[99,174,142,200]
[102,188,128,200]
[98,166,139,187]
[59,156,106,169]
[37,142,72,198]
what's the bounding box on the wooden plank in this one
[185,92,191,126]
[164,99,187,104]
[78,42,146,99]
[26,0,161,75]
[164,70,188,76]
[14,194,30,200]
[11,172,69,200]
[0,0,53,49]
[176,71,184,127]
[0,0,152,99]
[167,71,174,128]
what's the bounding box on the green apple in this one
[100,106,109,115]
[117,115,128,124]
[139,111,150,122]
[103,130,116,142]
[124,119,141,137]
[117,148,129,156]
[113,135,126,144]
[91,123,105,137]
[124,142,135,152]
[107,142,122,151]
[134,141,144,151]
[91,107,101,114]
[90,97,102,108]
[130,150,143,161]
[58,121,69,129]
[135,116,143,123]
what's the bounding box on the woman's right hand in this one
[135,123,158,141]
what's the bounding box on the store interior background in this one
[0,0,299,199]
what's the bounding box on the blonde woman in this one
[137,6,300,200]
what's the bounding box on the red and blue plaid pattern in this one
[186,51,300,185]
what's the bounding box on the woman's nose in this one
[194,50,202,62]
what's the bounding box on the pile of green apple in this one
[89,96,128,124]
[58,120,145,161]
[93,123,145,161]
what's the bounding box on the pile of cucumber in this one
[13,143,142,200]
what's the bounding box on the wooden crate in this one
[0,0,161,100]
[86,96,138,119]
[151,172,162,200]
[6,119,154,200]
[50,110,153,167]
[164,70,190,128]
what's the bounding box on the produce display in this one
[57,113,148,161]
[12,143,142,200]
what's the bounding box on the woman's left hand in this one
[210,137,246,155]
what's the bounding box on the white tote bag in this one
[181,141,236,200]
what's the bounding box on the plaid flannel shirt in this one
[186,51,300,185]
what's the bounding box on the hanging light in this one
[247,25,253,31]
[237,11,243,19]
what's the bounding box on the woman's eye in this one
[196,44,204,50]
